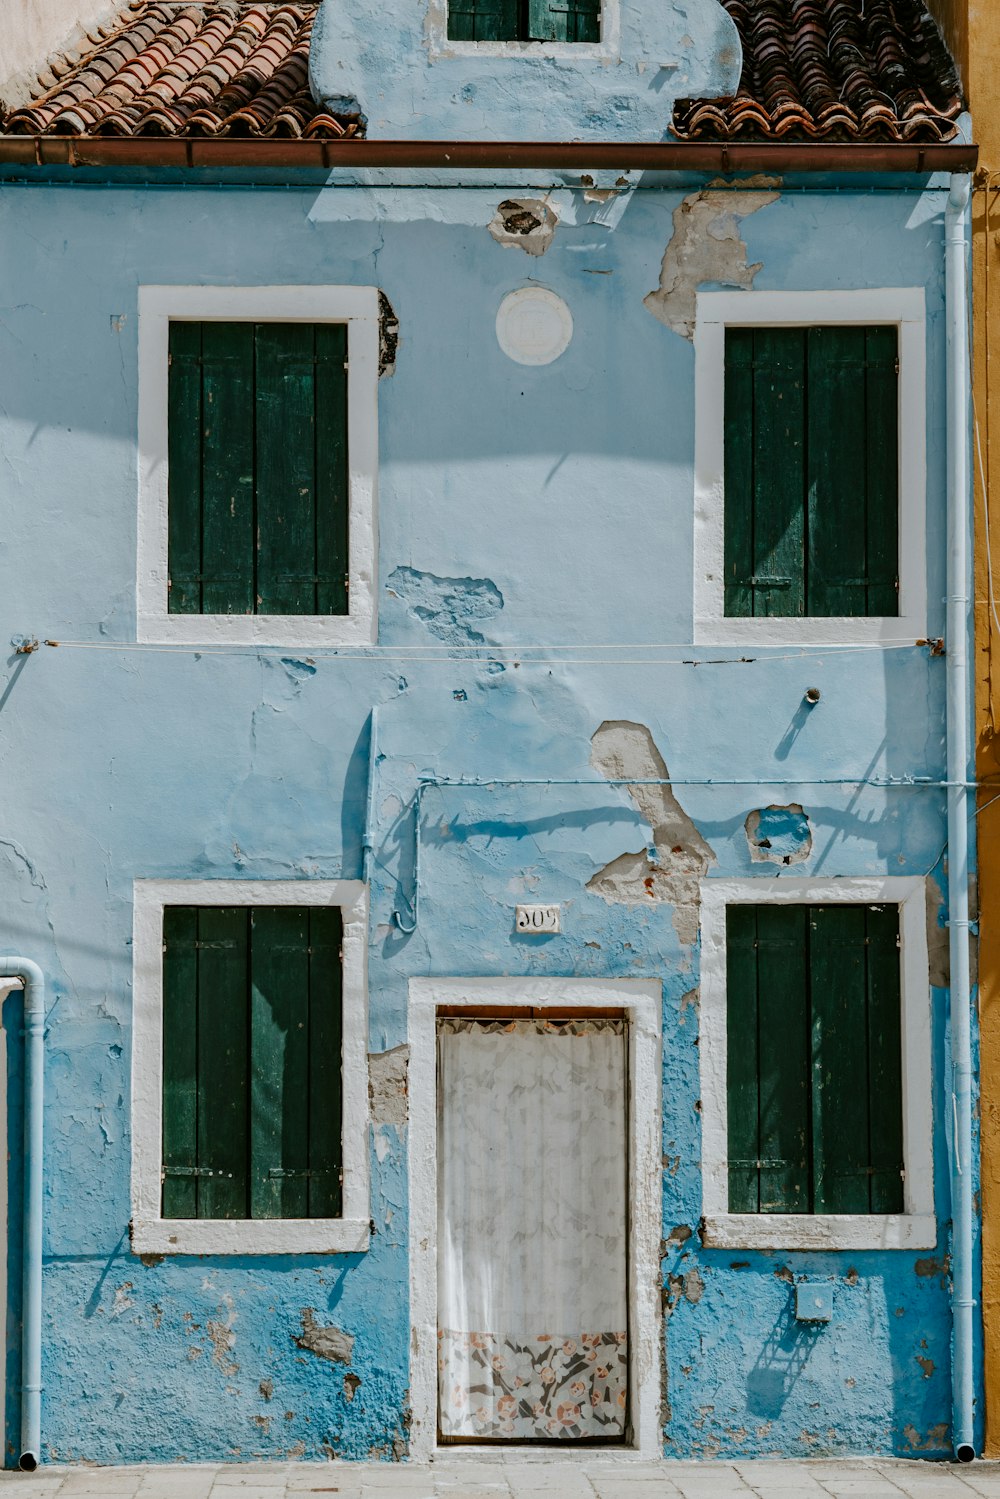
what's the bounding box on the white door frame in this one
[407,977,663,1460]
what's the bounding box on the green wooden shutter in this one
[809,905,872,1213]
[726,903,904,1215]
[194,907,250,1219]
[167,322,349,617]
[726,906,761,1212]
[162,907,199,1218]
[527,0,599,40]
[307,908,345,1218]
[161,905,344,1221]
[724,328,806,618]
[448,0,518,38]
[724,326,899,619]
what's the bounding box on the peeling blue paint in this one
[0,163,980,1466]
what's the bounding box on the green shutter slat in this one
[724,330,755,618]
[527,0,599,39]
[256,324,319,615]
[167,324,205,616]
[447,0,518,40]
[315,324,350,617]
[200,323,256,616]
[806,327,869,617]
[162,907,199,1219]
[865,904,905,1213]
[726,906,760,1212]
[809,905,871,1213]
[756,905,810,1211]
[864,327,901,616]
[307,908,344,1218]
[250,907,311,1220]
[196,907,250,1219]
[752,330,806,618]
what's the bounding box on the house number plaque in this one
[515,904,560,934]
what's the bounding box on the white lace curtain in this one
[437,1018,628,1441]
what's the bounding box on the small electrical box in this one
[794,1282,833,1323]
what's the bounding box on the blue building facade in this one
[0,0,982,1468]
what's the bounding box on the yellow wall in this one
[930,0,1000,1454]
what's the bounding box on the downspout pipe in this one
[0,958,44,1472]
[945,172,976,1464]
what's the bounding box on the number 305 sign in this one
[515,905,560,934]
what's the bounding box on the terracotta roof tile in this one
[673,0,963,143]
[1,0,962,146]
[2,1,360,140]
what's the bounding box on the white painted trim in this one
[131,879,370,1256]
[427,0,619,62]
[407,976,662,1461]
[693,288,928,646]
[136,285,379,648]
[699,876,935,1251]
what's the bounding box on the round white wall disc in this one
[496,287,574,366]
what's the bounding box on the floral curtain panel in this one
[437,1017,628,1441]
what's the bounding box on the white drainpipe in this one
[945,171,975,1463]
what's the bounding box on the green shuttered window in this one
[162,905,344,1221]
[168,322,349,617]
[448,0,599,41]
[726,903,904,1215]
[724,326,899,618]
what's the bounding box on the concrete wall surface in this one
[0,169,976,1465]
[0,1,116,111]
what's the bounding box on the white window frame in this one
[131,879,370,1256]
[693,289,927,646]
[427,0,618,60]
[407,976,662,1459]
[137,285,379,648]
[699,876,934,1251]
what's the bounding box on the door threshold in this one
[432,1446,644,1462]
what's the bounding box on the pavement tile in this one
[58,1479,145,1497]
[207,1489,285,1499]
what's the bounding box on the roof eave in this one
[0,136,980,172]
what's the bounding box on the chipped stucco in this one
[488,200,559,257]
[644,181,781,340]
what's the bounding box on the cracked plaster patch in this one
[587,720,715,946]
[488,198,558,256]
[643,180,780,340]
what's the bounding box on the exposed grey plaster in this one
[369,1044,409,1128]
[488,199,558,256]
[385,567,503,645]
[379,291,399,376]
[587,720,715,945]
[926,875,950,987]
[745,804,812,865]
[206,1298,239,1378]
[294,1310,355,1365]
[643,180,780,340]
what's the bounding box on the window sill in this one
[131,1216,371,1256]
[693,616,920,648]
[702,1213,937,1251]
[136,612,375,648]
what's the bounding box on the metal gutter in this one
[0,958,45,1472]
[945,172,977,1464]
[0,136,979,173]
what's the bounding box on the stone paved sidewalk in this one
[1,1457,1000,1499]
